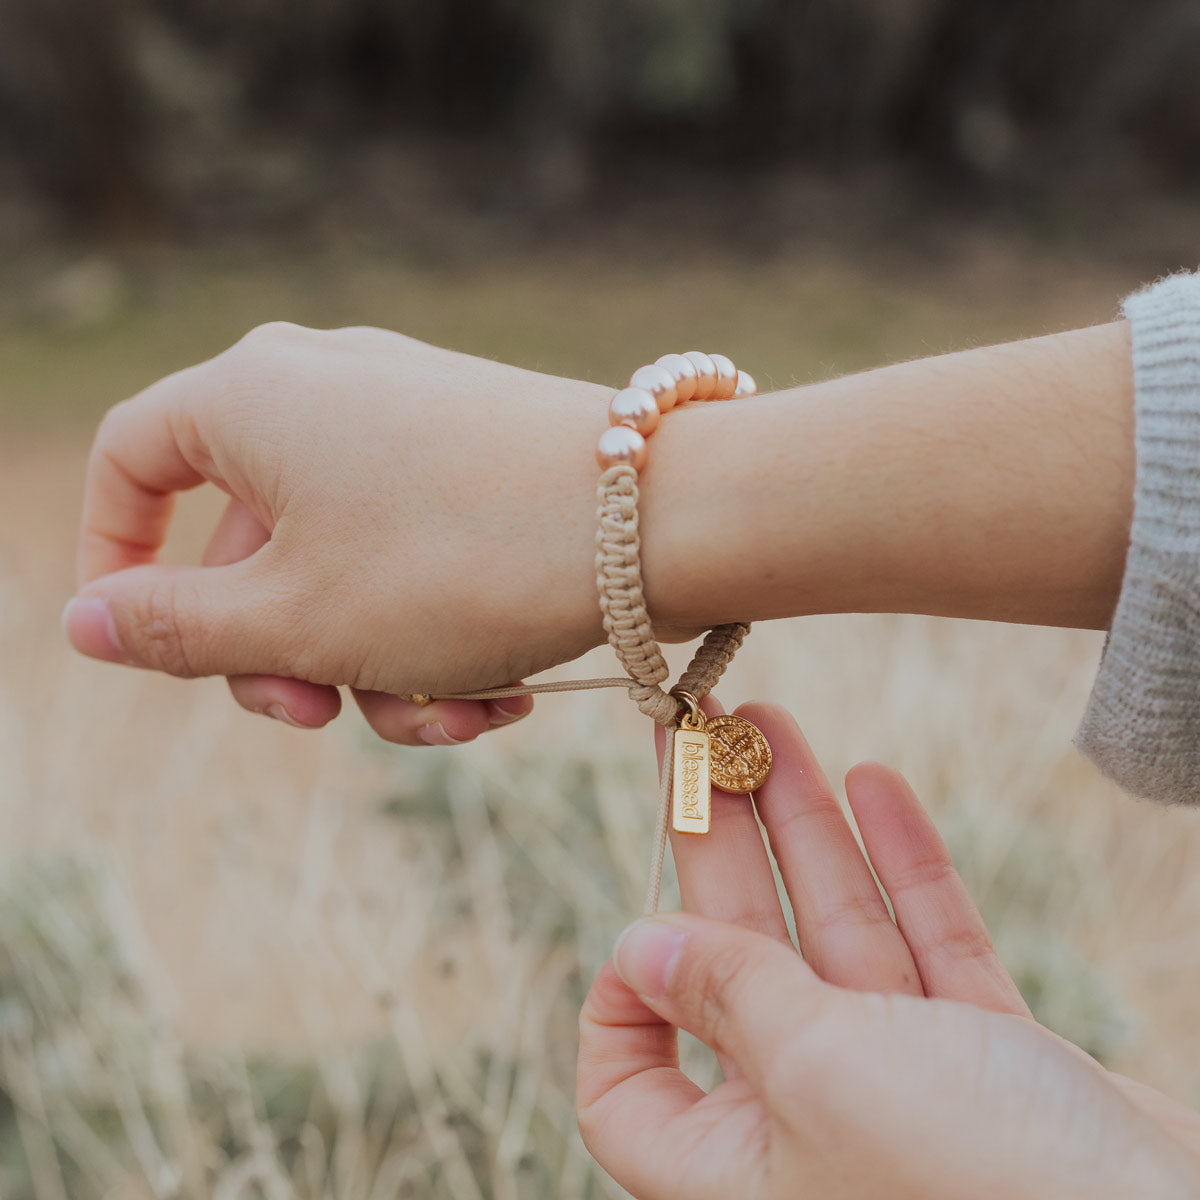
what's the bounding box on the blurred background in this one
[2,2,1200,1197]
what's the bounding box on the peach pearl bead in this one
[629,363,679,413]
[609,386,660,436]
[596,424,648,471]
[683,351,718,400]
[709,352,738,399]
[655,353,699,403]
[733,368,758,398]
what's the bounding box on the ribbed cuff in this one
[1076,271,1200,803]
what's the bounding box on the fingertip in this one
[846,759,903,787]
[423,698,491,743]
[486,694,533,727]
[61,595,131,665]
[731,703,822,781]
[417,721,470,746]
[613,918,690,998]
[353,692,491,747]
[230,675,342,728]
[844,761,917,811]
[844,761,942,874]
[610,913,824,1074]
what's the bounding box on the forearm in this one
[640,321,1134,633]
[66,315,1140,712]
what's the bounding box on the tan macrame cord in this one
[421,465,750,914]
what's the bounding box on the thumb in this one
[62,561,291,679]
[613,913,824,1086]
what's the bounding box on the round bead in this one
[629,363,679,413]
[683,351,718,400]
[733,368,758,398]
[596,424,648,472]
[654,353,699,404]
[609,386,661,436]
[709,353,738,400]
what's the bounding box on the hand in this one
[64,323,617,743]
[577,701,1200,1199]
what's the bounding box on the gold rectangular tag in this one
[672,725,711,834]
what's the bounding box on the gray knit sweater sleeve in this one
[1076,272,1200,804]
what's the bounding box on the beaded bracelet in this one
[592,351,772,905]
[594,351,756,472]
[405,349,773,912]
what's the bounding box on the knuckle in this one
[329,322,412,344]
[327,323,390,347]
[934,922,997,966]
[814,888,892,936]
[137,580,195,677]
[772,792,844,843]
[891,847,959,895]
[94,397,138,447]
[216,322,316,400]
[237,320,312,352]
[202,334,324,454]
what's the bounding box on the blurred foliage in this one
[0,831,628,1198]
[0,742,1139,1198]
[2,0,1199,240]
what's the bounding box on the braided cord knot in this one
[595,466,749,726]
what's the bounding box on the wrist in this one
[541,380,619,657]
[637,385,846,636]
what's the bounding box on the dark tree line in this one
[1,0,1198,237]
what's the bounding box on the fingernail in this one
[418,721,468,747]
[265,703,306,729]
[61,596,127,663]
[487,698,529,727]
[613,919,688,997]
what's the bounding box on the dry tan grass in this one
[3,241,1200,1195]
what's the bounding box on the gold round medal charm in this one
[706,714,773,794]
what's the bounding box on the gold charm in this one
[706,714,773,794]
[671,711,711,835]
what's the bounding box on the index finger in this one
[77,364,216,585]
